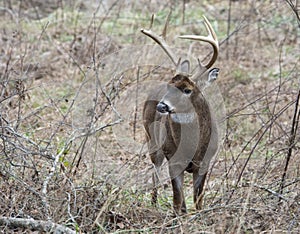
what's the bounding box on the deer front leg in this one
[171,171,186,214]
[150,151,164,205]
[193,171,207,210]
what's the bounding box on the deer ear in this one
[176,59,190,75]
[181,60,190,74]
[208,68,219,83]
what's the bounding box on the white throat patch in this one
[170,112,196,124]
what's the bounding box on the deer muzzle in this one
[156,102,170,114]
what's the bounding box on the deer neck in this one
[170,112,196,124]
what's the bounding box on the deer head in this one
[157,64,219,123]
[141,13,219,119]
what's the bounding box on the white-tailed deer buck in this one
[141,13,220,214]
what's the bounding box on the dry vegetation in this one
[0,0,299,233]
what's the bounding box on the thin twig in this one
[133,66,140,140]
[279,85,300,196]
[253,183,289,202]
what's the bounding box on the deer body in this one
[141,14,219,214]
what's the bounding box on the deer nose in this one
[156,102,169,113]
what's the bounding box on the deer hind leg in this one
[150,150,164,205]
[193,171,207,210]
[171,171,186,214]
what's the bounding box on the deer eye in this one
[183,88,192,95]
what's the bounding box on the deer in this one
[141,13,220,214]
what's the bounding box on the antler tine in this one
[203,15,218,42]
[141,13,177,66]
[179,16,219,69]
[149,14,154,30]
[162,11,172,40]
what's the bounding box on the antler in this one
[179,16,219,69]
[140,12,178,66]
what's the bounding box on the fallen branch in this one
[0,217,77,234]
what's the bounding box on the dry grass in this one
[0,0,299,233]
